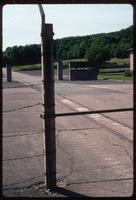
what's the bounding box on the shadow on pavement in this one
[52,186,88,197]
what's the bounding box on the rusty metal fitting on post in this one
[40,113,56,119]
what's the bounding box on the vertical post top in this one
[38,4,45,25]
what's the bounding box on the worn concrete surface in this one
[2,69,134,198]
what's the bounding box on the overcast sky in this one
[3,4,133,50]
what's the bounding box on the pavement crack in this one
[3,175,44,190]
[3,131,43,138]
[65,177,133,188]
[3,153,45,162]
[3,102,42,113]
[111,142,133,162]
[56,127,100,134]
[56,128,95,139]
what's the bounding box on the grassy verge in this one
[13,59,87,71]
[98,72,133,80]
[107,57,129,64]
[13,64,41,71]
[12,60,132,81]
[62,58,87,65]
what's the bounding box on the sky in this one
[3,4,133,50]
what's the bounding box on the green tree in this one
[3,25,133,65]
[85,40,111,64]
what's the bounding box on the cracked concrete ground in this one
[2,70,134,197]
[56,128,133,197]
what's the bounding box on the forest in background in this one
[3,25,133,66]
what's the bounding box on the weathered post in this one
[6,64,12,82]
[69,62,72,81]
[41,23,56,190]
[57,61,63,80]
[38,4,56,190]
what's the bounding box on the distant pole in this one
[6,64,12,82]
[38,4,56,190]
[57,61,63,80]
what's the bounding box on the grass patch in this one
[13,63,41,71]
[62,58,88,65]
[98,72,133,80]
[107,57,129,64]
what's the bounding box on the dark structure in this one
[69,62,98,81]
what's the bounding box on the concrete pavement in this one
[2,77,86,197]
[2,69,134,197]
[3,80,46,197]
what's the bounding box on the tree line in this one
[3,25,133,66]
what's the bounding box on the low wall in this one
[69,62,98,81]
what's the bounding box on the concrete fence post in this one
[41,23,56,190]
[6,64,12,82]
[69,62,71,81]
[57,61,63,80]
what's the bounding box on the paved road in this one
[2,69,133,197]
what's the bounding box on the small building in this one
[127,48,133,72]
